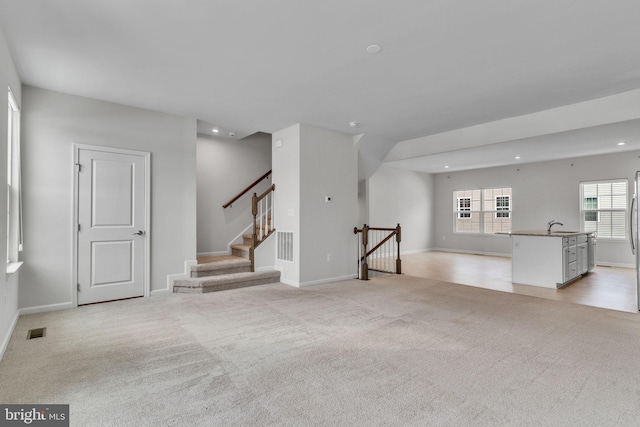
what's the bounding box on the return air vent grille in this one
[27,328,46,340]
[277,231,293,262]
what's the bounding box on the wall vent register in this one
[277,231,293,262]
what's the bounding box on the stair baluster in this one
[250,184,276,272]
[354,224,402,280]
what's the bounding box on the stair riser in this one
[191,265,252,278]
[174,275,280,293]
[232,247,250,258]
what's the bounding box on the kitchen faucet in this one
[547,220,563,234]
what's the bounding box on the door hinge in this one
[77,224,81,232]
[77,283,81,292]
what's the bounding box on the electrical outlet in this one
[326,253,332,262]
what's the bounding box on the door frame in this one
[72,144,151,307]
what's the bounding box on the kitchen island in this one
[507,230,595,288]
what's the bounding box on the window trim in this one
[453,187,512,234]
[7,87,22,271]
[579,179,627,240]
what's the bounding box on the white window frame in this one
[453,187,512,234]
[7,87,22,271]
[580,179,627,240]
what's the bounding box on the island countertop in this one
[503,230,592,237]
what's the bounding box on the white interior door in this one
[76,147,148,305]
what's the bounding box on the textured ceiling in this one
[1,0,640,174]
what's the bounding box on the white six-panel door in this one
[76,147,148,305]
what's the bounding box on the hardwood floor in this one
[401,251,637,313]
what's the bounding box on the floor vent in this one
[277,231,294,262]
[27,328,46,340]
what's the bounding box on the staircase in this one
[174,172,279,293]
[173,252,280,293]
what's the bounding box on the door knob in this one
[133,230,146,236]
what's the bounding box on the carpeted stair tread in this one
[174,270,281,293]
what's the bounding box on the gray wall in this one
[273,124,358,286]
[20,86,197,310]
[369,165,434,253]
[196,132,272,255]
[433,150,639,266]
[299,125,358,284]
[0,25,22,357]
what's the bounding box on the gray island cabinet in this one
[508,231,596,288]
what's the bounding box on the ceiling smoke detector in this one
[366,44,382,54]
[229,132,236,137]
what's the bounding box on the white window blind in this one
[453,187,512,234]
[580,180,627,239]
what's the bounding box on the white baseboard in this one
[431,247,512,258]
[18,301,74,316]
[0,311,20,361]
[166,259,198,292]
[255,265,276,272]
[400,248,431,256]
[150,288,172,296]
[283,273,359,288]
[596,262,635,269]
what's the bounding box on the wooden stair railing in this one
[353,224,401,280]
[222,169,272,209]
[249,184,276,272]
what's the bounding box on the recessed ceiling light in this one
[229,132,236,137]
[348,121,359,128]
[212,128,219,133]
[515,156,521,160]
[366,44,382,54]
[618,141,626,146]
[444,165,449,169]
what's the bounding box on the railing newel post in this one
[361,224,369,280]
[396,224,402,274]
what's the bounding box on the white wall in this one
[0,25,22,358]
[20,86,197,311]
[369,165,435,253]
[434,150,640,266]
[273,124,358,286]
[272,124,301,284]
[196,132,272,255]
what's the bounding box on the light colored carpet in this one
[2,274,640,426]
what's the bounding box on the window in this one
[7,87,22,266]
[456,197,471,218]
[496,195,510,218]
[583,197,598,222]
[580,180,627,239]
[454,187,512,234]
